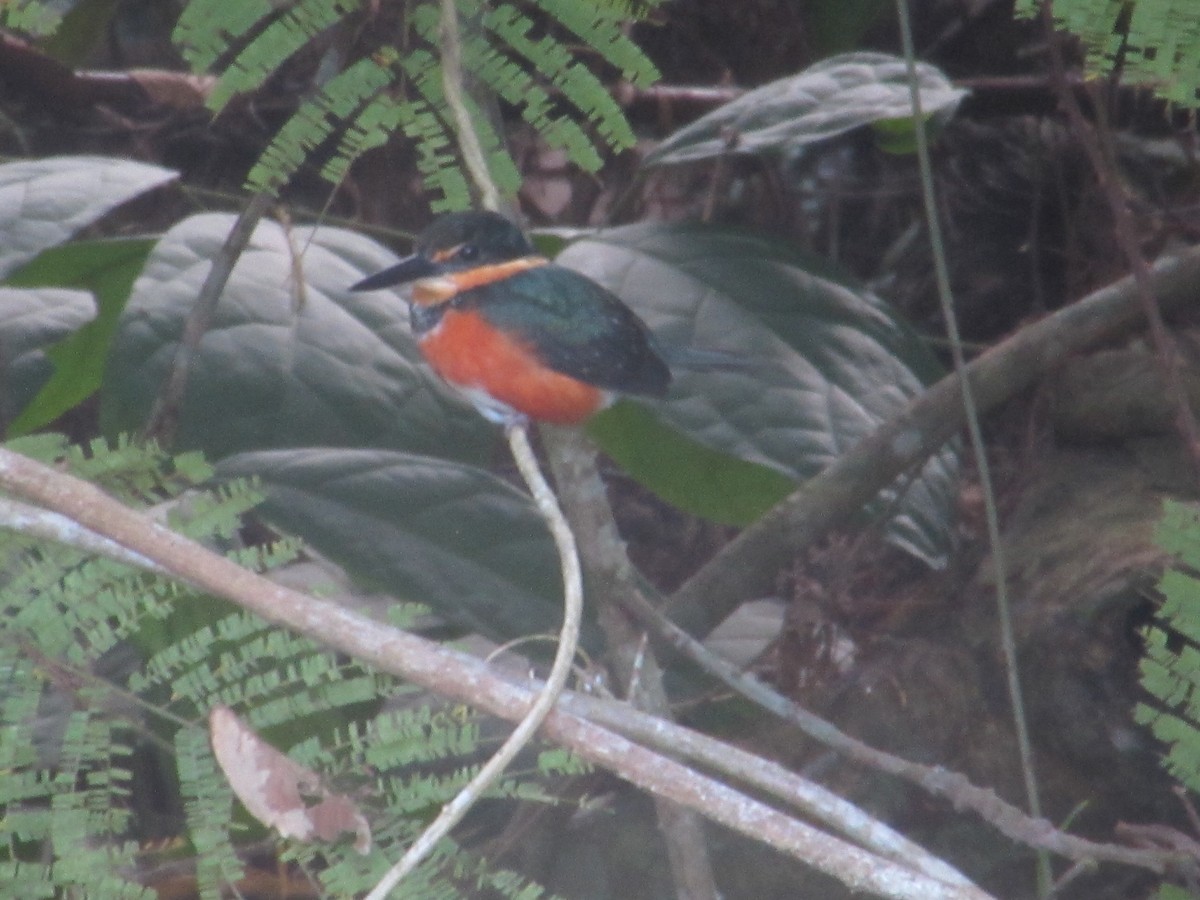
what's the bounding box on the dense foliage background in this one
[4,1,1200,898]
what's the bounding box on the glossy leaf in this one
[558,221,958,567]
[5,238,155,435]
[0,288,95,431]
[643,52,966,167]
[101,213,493,462]
[215,448,580,644]
[0,155,176,277]
[587,402,795,526]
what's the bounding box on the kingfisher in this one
[351,210,671,426]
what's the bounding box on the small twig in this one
[666,244,1200,640]
[542,426,720,900]
[0,495,164,573]
[141,190,275,448]
[894,1,1049,894]
[365,425,583,899]
[561,689,980,888]
[438,0,501,213]
[0,447,996,900]
[616,588,1181,874]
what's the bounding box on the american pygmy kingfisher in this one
[352,211,671,426]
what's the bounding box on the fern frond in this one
[178,0,657,200]
[176,725,246,900]
[533,0,660,86]
[1017,0,1200,107]
[2,431,70,462]
[1138,501,1200,791]
[463,32,603,170]
[1,434,574,897]
[326,90,419,180]
[536,746,589,776]
[249,50,397,192]
[65,435,208,505]
[168,482,268,551]
[398,36,522,207]
[484,4,635,155]
[0,861,56,899]
[209,0,365,111]
[363,706,483,770]
[0,1,61,37]
[173,0,275,70]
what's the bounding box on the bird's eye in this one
[457,243,479,262]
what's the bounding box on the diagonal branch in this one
[0,446,991,900]
[141,190,275,447]
[364,424,584,898]
[668,245,1200,638]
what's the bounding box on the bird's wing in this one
[467,265,671,397]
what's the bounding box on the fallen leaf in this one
[209,705,371,854]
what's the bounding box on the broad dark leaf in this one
[559,221,958,567]
[6,238,155,435]
[216,448,578,644]
[0,289,95,430]
[588,402,795,526]
[102,214,492,462]
[0,156,176,277]
[643,52,966,167]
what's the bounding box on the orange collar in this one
[411,255,549,306]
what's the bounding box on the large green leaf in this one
[101,213,492,462]
[587,401,796,527]
[558,221,958,567]
[0,156,176,277]
[643,52,966,167]
[5,238,156,436]
[215,448,582,645]
[0,288,95,431]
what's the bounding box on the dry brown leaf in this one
[209,705,371,854]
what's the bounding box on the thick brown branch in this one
[668,246,1200,638]
[0,448,989,900]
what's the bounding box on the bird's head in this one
[351,211,545,305]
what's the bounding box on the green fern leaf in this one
[484,4,635,156]
[0,0,62,36]
[244,45,404,193]
[208,0,365,111]
[533,0,660,86]
[173,0,275,70]
[179,0,656,199]
[1137,501,1200,791]
[1,433,574,897]
[1017,0,1200,108]
[176,726,246,900]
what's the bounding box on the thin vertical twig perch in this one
[364,425,583,898]
[894,0,1049,893]
[364,2,587,895]
[142,190,275,447]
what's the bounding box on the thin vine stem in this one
[0,445,991,900]
[893,0,1050,894]
[439,0,502,213]
[364,3,584,895]
[364,425,583,899]
[141,189,274,448]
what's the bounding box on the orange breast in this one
[418,308,607,424]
